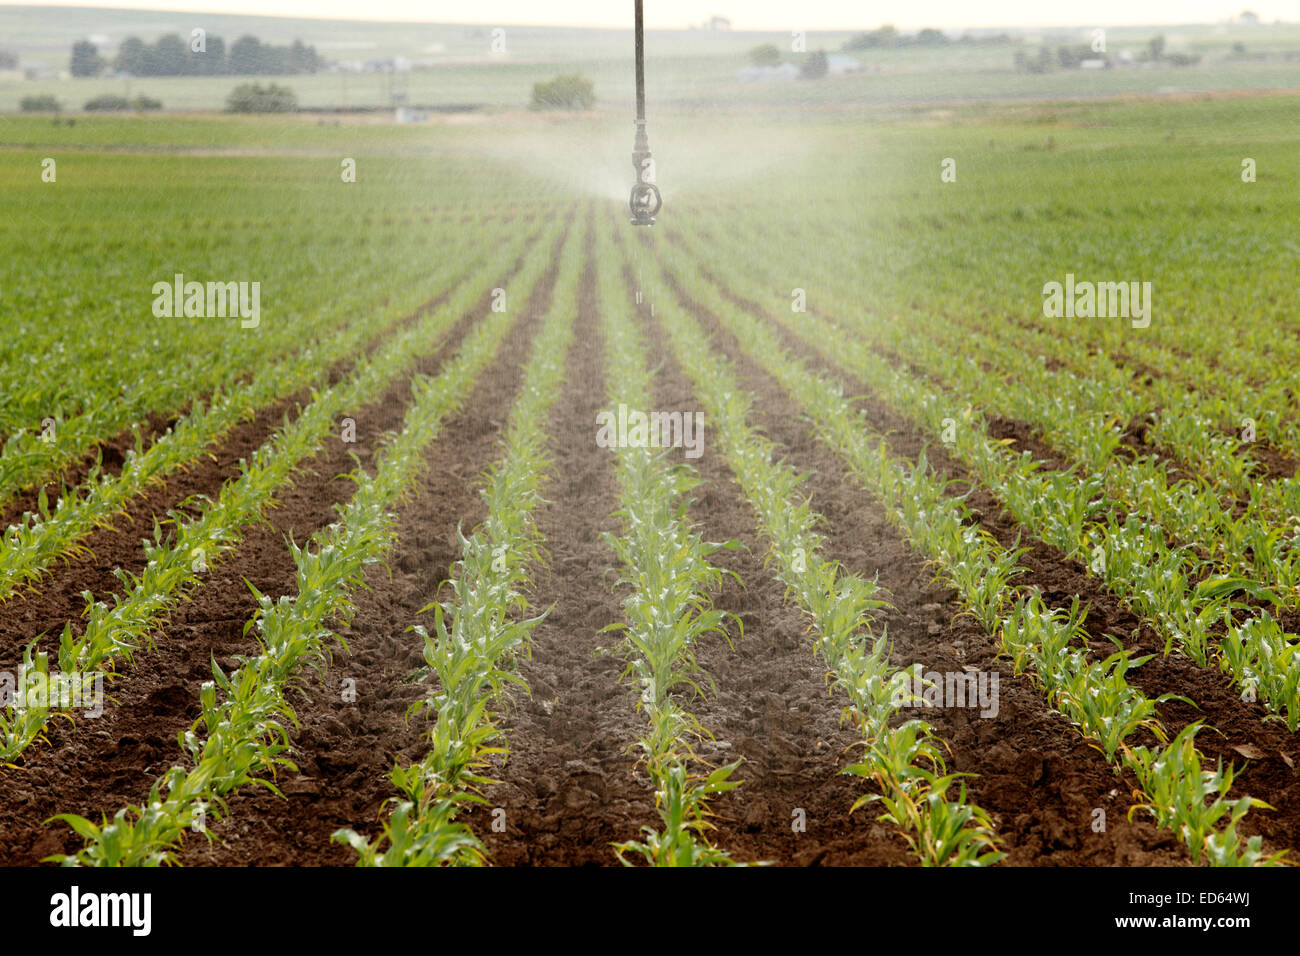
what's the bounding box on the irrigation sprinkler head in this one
[630,121,662,225]
[629,182,662,226]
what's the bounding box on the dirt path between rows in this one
[626,286,914,865]
[481,208,657,866]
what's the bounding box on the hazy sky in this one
[19,1,1293,29]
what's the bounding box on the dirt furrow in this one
[480,208,656,867]
[622,270,914,866]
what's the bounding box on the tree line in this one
[71,35,322,77]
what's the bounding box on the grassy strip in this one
[655,245,1281,867]
[332,213,584,866]
[0,220,558,764]
[44,216,567,867]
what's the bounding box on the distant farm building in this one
[737,62,800,82]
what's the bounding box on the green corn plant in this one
[910,780,1007,867]
[1218,614,1300,731]
[1126,724,1284,867]
[0,643,60,761]
[597,231,746,867]
[613,757,743,867]
[1050,649,1185,762]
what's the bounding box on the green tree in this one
[204,35,227,74]
[225,82,297,112]
[20,94,61,112]
[748,43,781,67]
[84,94,132,111]
[152,34,187,76]
[844,25,898,50]
[229,35,266,75]
[529,73,595,110]
[114,36,147,74]
[1148,34,1166,60]
[70,41,105,77]
[800,49,829,79]
[287,39,319,73]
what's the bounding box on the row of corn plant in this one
[675,214,1295,590]
[0,219,562,764]
[753,281,1300,728]
[637,240,1004,866]
[0,205,530,510]
[0,221,520,604]
[43,213,572,867]
[774,254,1300,604]
[332,214,584,866]
[769,290,1300,731]
[651,240,1281,866]
[674,221,1300,733]
[597,224,744,867]
[709,211,1300,610]
[722,199,1300,472]
[728,208,1300,485]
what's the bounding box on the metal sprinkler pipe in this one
[629,0,662,225]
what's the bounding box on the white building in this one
[737,62,800,82]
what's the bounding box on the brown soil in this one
[480,209,658,866]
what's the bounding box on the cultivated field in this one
[3,21,1300,866]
